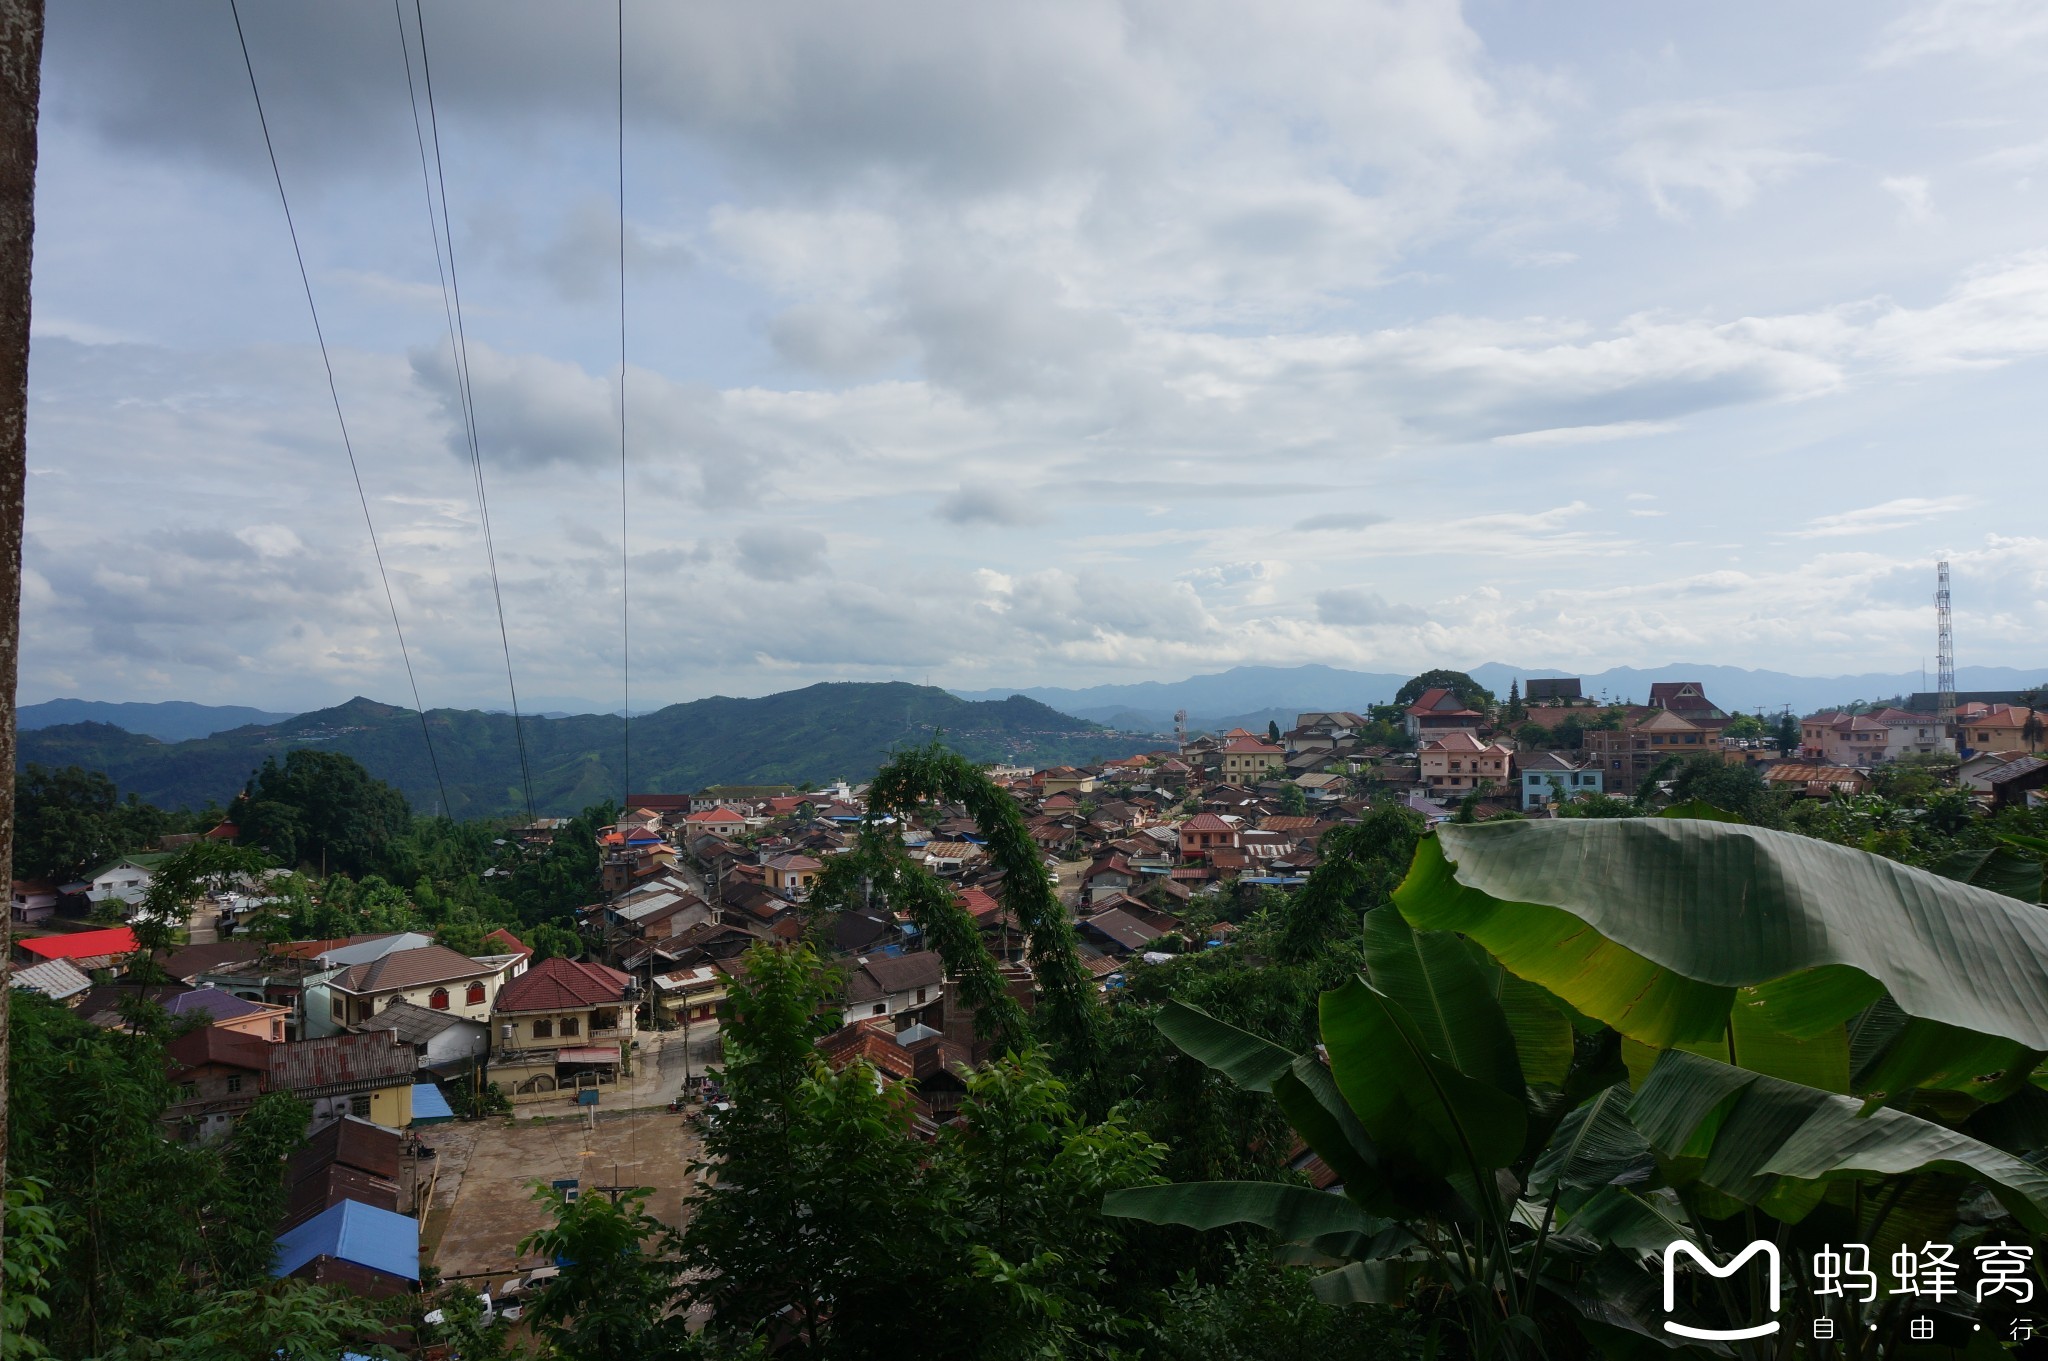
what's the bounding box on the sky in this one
[19,0,2048,713]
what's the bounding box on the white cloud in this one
[1880,175,1935,223]
[1795,496,1974,538]
[1611,102,1826,218]
[1492,420,1678,446]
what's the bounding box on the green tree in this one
[1722,712,1767,739]
[1776,710,1801,754]
[1392,669,1493,711]
[1504,677,1524,722]
[1266,719,1282,744]
[230,750,411,878]
[1278,783,1309,817]
[927,1052,1165,1357]
[679,942,946,1356]
[13,764,182,884]
[126,839,274,977]
[519,1187,691,1360]
[1667,754,1776,824]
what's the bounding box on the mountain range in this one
[15,684,1152,817]
[19,698,295,743]
[952,662,2048,730]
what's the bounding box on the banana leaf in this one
[1396,820,2048,1050]
[1320,977,1527,1176]
[1629,1050,2048,1233]
[1363,908,1523,1097]
[1153,999,1296,1092]
[1529,1085,1653,1202]
[1102,1180,1385,1241]
[1934,844,2044,904]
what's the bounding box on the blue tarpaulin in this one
[272,1199,420,1282]
[410,1082,455,1125]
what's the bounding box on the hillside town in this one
[10,667,2045,1348]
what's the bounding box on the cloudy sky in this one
[21,0,2048,712]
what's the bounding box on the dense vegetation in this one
[15,683,1154,817]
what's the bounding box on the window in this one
[226,1075,243,1094]
[429,987,451,1010]
[330,996,344,1020]
[533,1018,554,1039]
[560,1018,580,1038]
[350,1096,371,1118]
[872,1003,887,1015]
[467,982,486,1006]
[915,988,928,1004]
[178,1081,198,1101]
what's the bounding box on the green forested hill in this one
[16,683,1153,816]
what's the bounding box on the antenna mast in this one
[1935,560,1956,728]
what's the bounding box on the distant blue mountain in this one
[954,663,2048,728]
[17,699,294,743]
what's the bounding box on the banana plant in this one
[1105,819,2048,1356]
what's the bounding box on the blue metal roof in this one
[272,1199,420,1282]
[410,1082,455,1124]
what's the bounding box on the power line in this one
[617,0,632,816]
[229,0,452,821]
[409,0,537,821]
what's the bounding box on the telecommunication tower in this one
[1173,708,1188,749]
[1935,560,1956,727]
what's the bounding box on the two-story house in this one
[762,852,823,900]
[1217,737,1285,780]
[681,807,750,840]
[326,944,521,1030]
[1517,751,1604,811]
[839,951,945,1027]
[1418,731,1513,795]
[1177,812,1240,862]
[1404,688,1485,742]
[491,956,638,1102]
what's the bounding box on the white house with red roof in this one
[681,807,750,839]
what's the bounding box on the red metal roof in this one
[18,926,137,961]
[1180,813,1235,833]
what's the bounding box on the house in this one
[1583,710,1714,794]
[1761,764,1873,798]
[1646,682,1726,723]
[9,957,92,1004]
[1984,756,2048,812]
[1956,705,2043,756]
[1403,688,1486,742]
[1524,678,1582,704]
[1517,752,1604,810]
[1217,737,1285,781]
[681,807,750,840]
[1177,813,1240,861]
[1078,907,1164,957]
[1961,750,2036,793]
[1039,768,1098,796]
[1865,707,1955,761]
[652,963,728,1026]
[164,986,293,1041]
[1292,772,1346,801]
[762,852,824,900]
[269,1031,419,1130]
[325,944,520,1030]
[10,879,60,925]
[1801,712,1896,767]
[355,998,490,1074]
[1417,732,1513,795]
[271,1198,419,1301]
[281,1116,405,1230]
[922,841,984,875]
[840,951,946,1027]
[85,853,169,908]
[165,1027,275,1142]
[491,956,638,1102]
[1080,854,1140,905]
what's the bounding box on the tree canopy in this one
[229,749,411,878]
[1392,669,1493,710]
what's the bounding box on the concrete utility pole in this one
[0,0,42,1292]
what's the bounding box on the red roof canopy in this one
[18,926,137,961]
